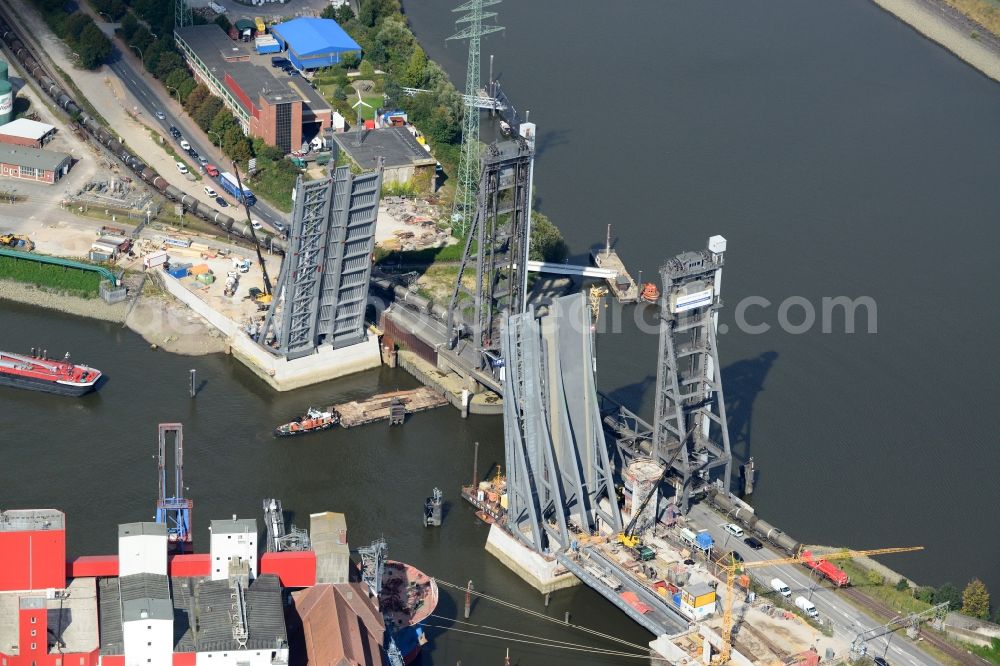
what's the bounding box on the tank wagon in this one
[0,14,285,253]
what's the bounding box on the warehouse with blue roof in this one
[270,18,361,70]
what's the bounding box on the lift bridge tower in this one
[446,135,534,379]
[448,0,503,238]
[652,236,733,510]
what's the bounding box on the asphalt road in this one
[86,11,289,233]
[685,501,941,665]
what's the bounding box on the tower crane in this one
[712,545,925,664]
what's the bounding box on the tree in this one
[154,52,185,81]
[915,586,936,604]
[210,109,239,144]
[77,23,112,70]
[118,12,139,40]
[962,579,991,619]
[64,13,91,43]
[529,212,568,263]
[223,125,252,163]
[400,46,427,88]
[359,59,376,78]
[935,583,963,610]
[184,84,210,114]
[333,86,348,102]
[177,78,197,104]
[194,97,223,131]
[335,5,356,24]
[165,68,192,96]
[895,578,910,592]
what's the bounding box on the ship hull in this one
[0,371,98,396]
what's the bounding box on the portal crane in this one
[713,545,924,663]
[233,163,273,308]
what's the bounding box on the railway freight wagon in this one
[0,11,285,254]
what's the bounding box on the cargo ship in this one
[0,350,102,396]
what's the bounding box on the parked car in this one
[273,221,286,235]
[251,220,262,230]
[215,196,228,207]
[176,162,188,174]
[188,149,199,159]
[198,156,209,166]
[169,126,181,137]
[155,110,166,120]
[743,536,764,550]
[724,523,744,538]
[179,139,191,151]
[770,578,792,598]
[204,186,217,197]
[873,658,890,666]
[205,164,219,177]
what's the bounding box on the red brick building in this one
[0,145,71,184]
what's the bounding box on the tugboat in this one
[0,349,102,396]
[422,488,442,527]
[273,407,338,437]
[640,282,661,303]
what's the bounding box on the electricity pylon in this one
[448,0,503,238]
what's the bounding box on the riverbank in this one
[870,0,1000,82]
[0,278,228,356]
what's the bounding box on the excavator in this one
[232,163,273,310]
[0,234,35,252]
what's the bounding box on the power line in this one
[434,578,648,653]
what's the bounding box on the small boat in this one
[640,282,660,303]
[0,349,102,396]
[274,407,338,437]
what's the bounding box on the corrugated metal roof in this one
[0,144,71,171]
[119,521,166,538]
[272,18,361,57]
[0,117,55,140]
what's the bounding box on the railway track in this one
[840,586,988,665]
[0,3,285,253]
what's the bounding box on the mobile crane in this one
[232,163,273,309]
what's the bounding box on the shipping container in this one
[144,250,168,268]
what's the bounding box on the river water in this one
[401,0,1000,595]
[1,0,998,663]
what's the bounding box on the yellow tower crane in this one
[713,545,924,664]
[589,285,608,321]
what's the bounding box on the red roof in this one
[293,583,385,665]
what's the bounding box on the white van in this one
[176,162,188,174]
[770,578,791,597]
[795,596,818,618]
[724,523,744,538]
[180,139,191,151]
[679,528,698,546]
[204,186,217,197]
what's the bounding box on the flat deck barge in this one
[334,387,447,428]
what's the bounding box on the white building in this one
[209,517,258,581]
[122,597,174,666]
[118,522,168,576]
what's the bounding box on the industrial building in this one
[175,24,333,153]
[0,118,56,148]
[270,18,361,70]
[0,144,71,184]
[332,127,437,185]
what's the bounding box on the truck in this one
[800,550,850,587]
[794,595,819,618]
[231,257,251,273]
[219,171,257,207]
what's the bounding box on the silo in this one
[0,79,13,126]
[0,59,8,83]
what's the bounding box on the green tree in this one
[223,125,253,163]
[210,109,239,144]
[333,86,348,102]
[77,23,112,70]
[154,52,185,81]
[165,68,192,96]
[400,46,427,88]
[177,78,197,103]
[915,586,936,604]
[962,579,991,619]
[335,5,356,24]
[359,59,375,78]
[195,98,224,131]
[118,12,139,40]
[935,582,963,610]
[64,13,91,43]
[895,578,910,592]
[529,212,568,263]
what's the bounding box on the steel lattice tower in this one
[448,0,503,238]
[651,236,733,511]
[446,138,533,373]
[174,0,192,29]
